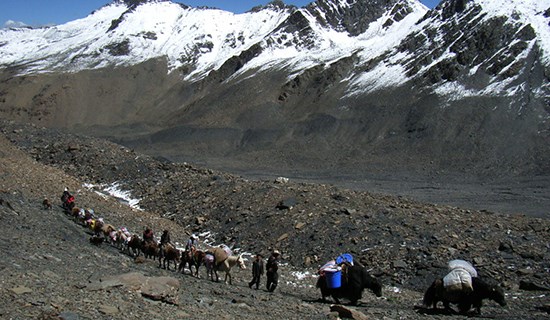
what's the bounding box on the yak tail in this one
[423,281,437,307]
[315,275,324,288]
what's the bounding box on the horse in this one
[114,230,125,250]
[70,207,83,223]
[179,249,206,277]
[77,209,94,226]
[142,240,159,260]
[158,244,181,270]
[126,234,142,257]
[423,276,507,315]
[101,224,117,244]
[115,229,131,250]
[204,254,246,285]
[316,264,382,305]
[91,218,104,236]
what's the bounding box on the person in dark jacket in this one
[266,250,280,292]
[248,254,264,289]
[159,229,171,257]
[160,230,171,246]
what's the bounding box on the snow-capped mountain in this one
[0,0,549,179]
[0,0,428,81]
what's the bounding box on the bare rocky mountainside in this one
[1,121,549,319]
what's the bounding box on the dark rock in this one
[519,251,544,261]
[276,197,297,210]
[519,280,550,291]
[516,268,535,276]
[498,241,514,253]
[536,304,550,314]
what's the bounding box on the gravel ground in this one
[0,122,549,319]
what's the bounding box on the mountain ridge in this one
[0,0,549,216]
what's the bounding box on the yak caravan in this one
[55,187,510,316]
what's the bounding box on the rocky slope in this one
[1,121,549,319]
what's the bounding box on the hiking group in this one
[57,188,282,292]
[56,188,507,314]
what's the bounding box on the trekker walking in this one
[248,254,264,290]
[266,250,280,292]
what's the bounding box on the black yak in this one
[423,276,506,315]
[317,264,382,305]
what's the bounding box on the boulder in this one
[330,305,369,320]
[141,276,180,305]
[519,280,550,291]
[276,198,297,210]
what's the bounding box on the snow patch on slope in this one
[476,0,550,65]
[344,0,429,96]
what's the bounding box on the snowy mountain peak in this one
[247,0,298,13]
[356,0,550,101]
[305,0,426,36]
[0,0,548,98]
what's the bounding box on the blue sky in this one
[1,0,441,28]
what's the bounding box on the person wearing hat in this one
[61,187,75,211]
[160,230,171,246]
[159,229,172,258]
[183,234,199,258]
[248,253,264,290]
[185,234,199,252]
[266,250,280,292]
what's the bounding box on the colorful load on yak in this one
[319,253,355,289]
[335,253,354,266]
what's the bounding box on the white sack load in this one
[443,268,473,292]
[448,259,478,277]
[443,260,478,292]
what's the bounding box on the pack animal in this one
[158,244,181,270]
[179,249,206,277]
[423,277,506,315]
[115,229,130,250]
[316,264,382,305]
[126,235,142,257]
[101,224,117,245]
[70,207,82,223]
[91,219,104,236]
[142,240,159,260]
[204,254,246,284]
